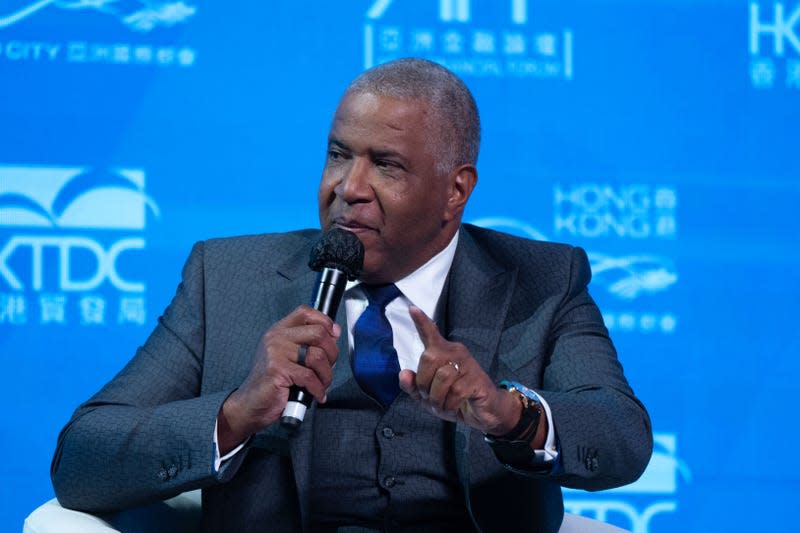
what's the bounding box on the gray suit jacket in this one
[52,224,652,532]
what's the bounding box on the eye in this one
[328,149,345,161]
[375,159,401,170]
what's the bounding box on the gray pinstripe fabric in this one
[51,224,652,533]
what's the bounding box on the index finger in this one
[409,306,442,347]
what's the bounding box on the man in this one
[52,58,652,532]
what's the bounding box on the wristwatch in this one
[484,380,544,467]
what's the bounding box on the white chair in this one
[24,491,629,532]
[23,491,201,533]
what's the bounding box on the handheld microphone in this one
[280,228,364,430]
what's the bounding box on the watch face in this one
[507,387,532,410]
[501,380,541,402]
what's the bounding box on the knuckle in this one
[308,326,327,345]
[450,379,468,398]
[262,329,278,344]
[303,367,319,384]
[307,346,331,367]
[324,344,339,362]
[293,305,314,323]
[302,344,316,359]
[419,350,437,367]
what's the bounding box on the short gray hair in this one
[345,58,481,176]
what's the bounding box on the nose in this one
[335,157,372,203]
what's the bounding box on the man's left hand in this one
[398,306,520,436]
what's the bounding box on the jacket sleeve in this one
[51,241,241,513]
[538,246,653,490]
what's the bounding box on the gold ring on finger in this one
[447,360,461,375]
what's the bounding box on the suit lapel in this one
[446,227,517,383]
[445,227,518,495]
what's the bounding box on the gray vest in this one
[309,361,476,532]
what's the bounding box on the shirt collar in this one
[346,231,459,318]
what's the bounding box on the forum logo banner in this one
[0,1,197,67]
[472,181,679,336]
[470,193,678,334]
[0,165,159,327]
[749,1,800,89]
[589,252,678,335]
[364,0,574,79]
[553,184,677,241]
[552,183,679,335]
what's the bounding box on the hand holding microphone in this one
[217,229,363,452]
[281,229,364,429]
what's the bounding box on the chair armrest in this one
[23,499,117,533]
[23,491,202,533]
[24,492,623,533]
[560,512,630,532]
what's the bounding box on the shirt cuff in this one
[532,393,559,463]
[213,418,247,472]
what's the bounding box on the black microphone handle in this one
[281,268,348,430]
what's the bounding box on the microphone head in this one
[308,228,364,280]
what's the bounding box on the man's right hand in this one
[217,305,341,454]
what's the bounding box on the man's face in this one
[318,91,460,284]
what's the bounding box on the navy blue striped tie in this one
[352,284,402,407]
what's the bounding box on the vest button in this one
[384,475,397,488]
[382,427,395,438]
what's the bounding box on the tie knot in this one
[362,283,401,309]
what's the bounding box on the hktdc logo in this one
[0,166,158,326]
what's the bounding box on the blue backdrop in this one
[1,1,798,531]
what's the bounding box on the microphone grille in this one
[308,228,364,279]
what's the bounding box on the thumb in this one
[398,369,421,400]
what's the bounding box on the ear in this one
[443,164,478,222]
